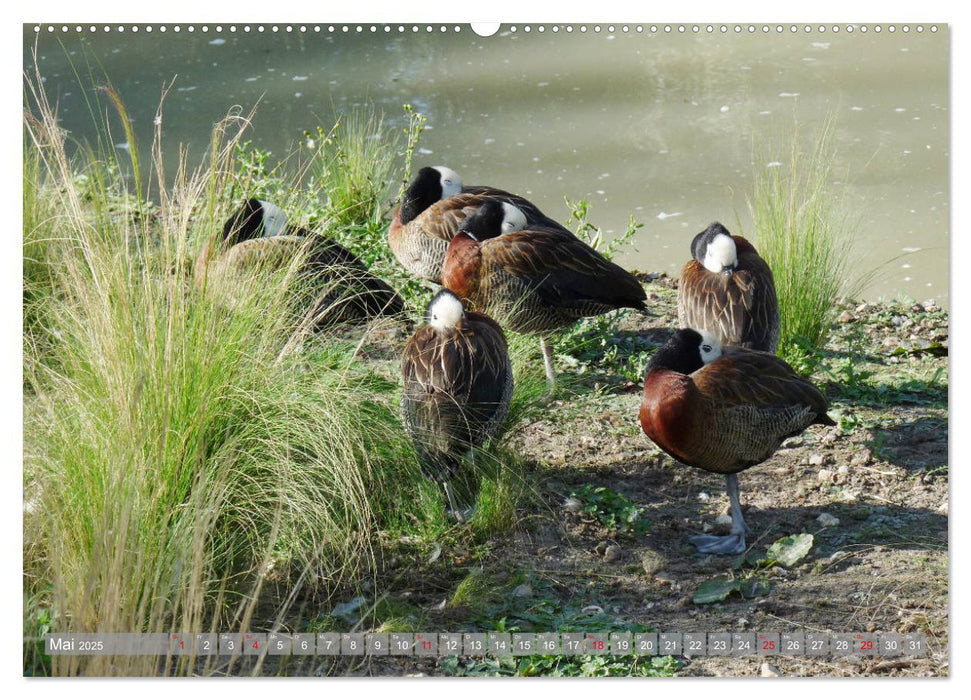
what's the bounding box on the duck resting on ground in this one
[442,200,647,387]
[639,328,834,554]
[196,198,404,326]
[389,165,568,283]
[401,289,514,521]
[678,222,780,353]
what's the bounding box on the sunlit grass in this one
[746,117,866,372]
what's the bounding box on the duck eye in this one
[702,344,712,353]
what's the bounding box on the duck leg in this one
[442,481,473,523]
[540,336,556,389]
[689,473,748,554]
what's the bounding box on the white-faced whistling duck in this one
[401,289,514,521]
[639,328,834,554]
[442,200,647,387]
[389,165,568,284]
[678,222,780,353]
[197,198,404,326]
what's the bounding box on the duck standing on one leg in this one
[678,222,779,353]
[389,165,568,284]
[401,289,514,521]
[442,200,647,387]
[639,328,834,554]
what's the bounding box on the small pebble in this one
[512,583,533,598]
[604,544,623,563]
[809,453,826,466]
[817,468,834,483]
[838,310,855,323]
[761,662,782,677]
[714,514,734,530]
[817,512,840,527]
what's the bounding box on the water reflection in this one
[24,25,948,304]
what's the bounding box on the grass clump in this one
[21,69,441,676]
[746,117,862,372]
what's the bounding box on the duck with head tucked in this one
[639,328,834,554]
[442,200,647,387]
[389,165,568,284]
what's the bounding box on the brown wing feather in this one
[692,349,831,420]
[482,227,646,309]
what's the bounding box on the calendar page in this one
[21,15,949,680]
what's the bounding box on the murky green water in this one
[24,24,949,304]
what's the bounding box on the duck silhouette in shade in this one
[197,198,404,326]
[401,289,514,521]
[678,222,780,353]
[389,165,568,284]
[442,200,647,387]
[639,328,834,554]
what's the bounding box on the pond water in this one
[24,24,949,305]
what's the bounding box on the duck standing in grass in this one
[389,165,567,283]
[197,198,404,325]
[678,222,779,353]
[401,289,514,521]
[639,328,834,554]
[442,200,647,387]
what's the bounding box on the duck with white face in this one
[639,328,834,554]
[401,289,514,521]
[196,198,404,326]
[388,165,569,284]
[442,200,648,387]
[678,222,780,354]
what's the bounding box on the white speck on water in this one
[766,161,783,168]
[657,212,683,220]
[537,82,549,87]
[536,169,543,174]
[902,263,912,269]
[903,276,912,282]
[927,282,933,287]
[904,150,912,155]
[177,86,198,92]
[901,47,910,52]
[720,105,730,113]
[293,75,309,81]
[895,107,906,112]
[802,57,816,62]
[759,110,772,115]
[779,92,800,98]
[112,49,121,54]
[418,148,434,155]
[913,116,921,121]
[596,190,605,195]
[902,247,921,252]
[245,76,259,82]
[209,38,226,45]
[484,138,495,145]
[599,173,610,179]
[516,142,526,147]
[532,156,541,162]
[658,149,669,155]
[115,142,130,151]
[927,144,932,149]
[851,106,864,111]
[812,42,831,49]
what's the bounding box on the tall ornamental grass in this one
[746,118,863,372]
[21,72,433,676]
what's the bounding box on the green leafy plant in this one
[569,485,650,537]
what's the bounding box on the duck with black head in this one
[196,198,404,326]
[389,165,567,283]
[442,200,647,387]
[639,328,834,554]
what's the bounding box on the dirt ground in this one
[272,277,950,678]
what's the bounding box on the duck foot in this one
[689,532,747,555]
[448,506,476,523]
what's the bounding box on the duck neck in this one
[647,343,703,376]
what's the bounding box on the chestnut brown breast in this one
[640,347,833,475]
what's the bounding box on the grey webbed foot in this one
[689,532,747,555]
